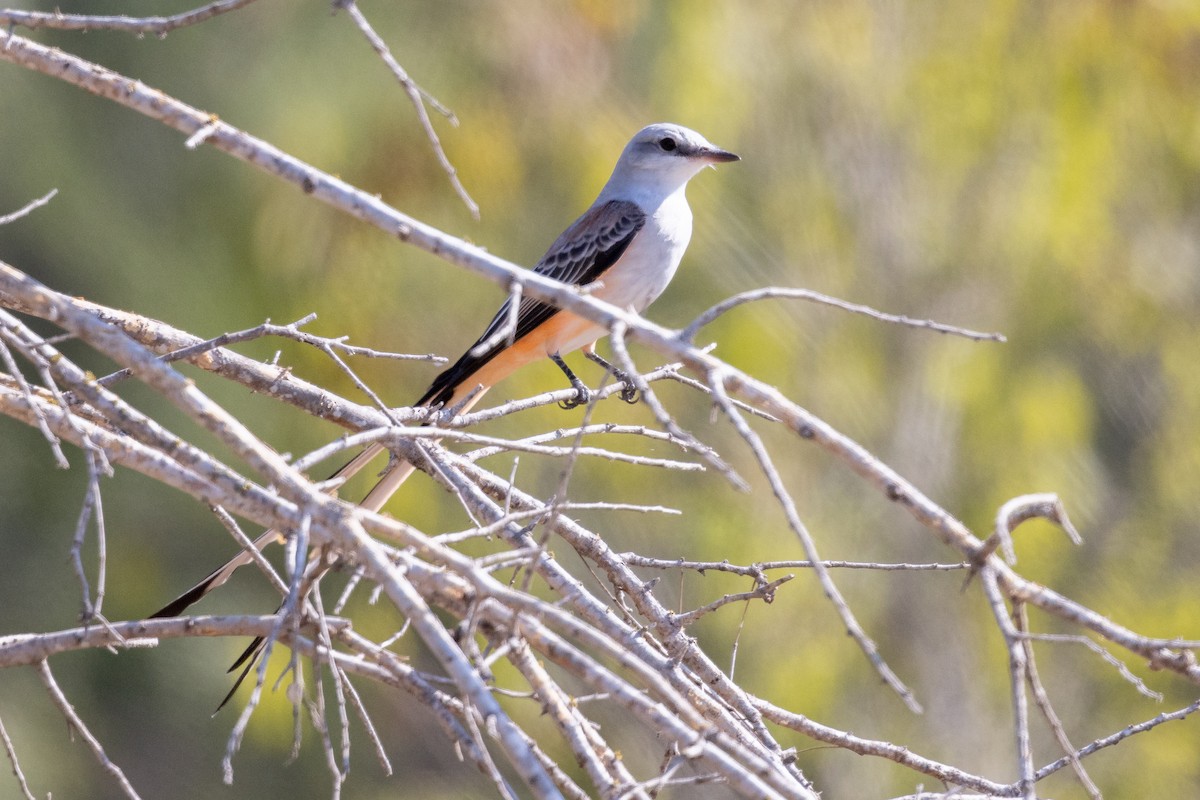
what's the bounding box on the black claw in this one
[551,352,594,410]
[582,350,641,405]
[559,385,591,410]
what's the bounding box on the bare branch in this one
[69,449,109,620]
[755,699,1014,796]
[290,424,705,476]
[680,286,1007,344]
[1018,630,1162,701]
[35,660,143,800]
[0,188,57,225]
[470,283,524,357]
[708,368,922,713]
[0,330,68,468]
[509,639,630,798]
[3,17,1198,796]
[0,1,259,35]
[980,572,1035,800]
[1014,605,1101,800]
[978,493,1082,567]
[339,672,393,777]
[672,574,793,628]
[0,712,37,800]
[620,554,969,574]
[1033,699,1200,782]
[97,314,441,388]
[334,0,478,217]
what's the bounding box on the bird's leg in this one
[584,350,640,404]
[550,352,592,409]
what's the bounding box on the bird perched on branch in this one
[151,122,739,706]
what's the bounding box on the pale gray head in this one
[599,123,739,205]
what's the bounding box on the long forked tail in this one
[162,438,402,712]
[199,443,420,713]
[147,441,387,619]
[148,375,494,621]
[150,289,590,622]
[150,382,493,710]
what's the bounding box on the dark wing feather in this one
[416,200,645,408]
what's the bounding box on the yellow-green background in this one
[2,1,1198,797]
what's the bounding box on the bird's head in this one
[603,123,739,204]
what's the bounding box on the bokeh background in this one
[2,1,1199,797]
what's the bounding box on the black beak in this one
[696,146,740,163]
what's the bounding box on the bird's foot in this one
[617,381,640,404]
[558,384,593,410]
[583,350,640,404]
[551,352,593,410]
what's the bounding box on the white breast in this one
[593,190,693,314]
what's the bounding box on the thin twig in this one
[1017,630,1162,701]
[97,314,441,388]
[620,554,969,574]
[660,365,780,422]
[209,505,290,596]
[1014,605,1101,800]
[0,711,36,800]
[304,655,345,799]
[313,338,404,425]
[976,492,1082,568]
[0,188,58,225]
[607,323,748,490]
[436,501,681,546]
[69,448,111,620]
[467,421,695,461]
[311,582,352,776]
[339,671,393,776]
[223,528,317,788]
[0,332,69,467]
[509,639,628,798]
[0,0,259,34]
[291,424,704,476]
[673,575,793,627]
[470,282,524,356]
[709,368,922,714]
[680,286,1006,344]
[755,698,1012,795]
[35,660,143,799]
[980,573,1035,800]
[730,600,751,682]
[335,0,478,218]
[1033,698,1200,782]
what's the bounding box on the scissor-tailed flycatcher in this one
[152,124,738,657]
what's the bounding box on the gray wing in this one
[416,199,645,407]
[472,199,646,346]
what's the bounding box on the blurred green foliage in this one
[2,1,1199,797]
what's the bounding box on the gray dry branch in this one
[0,262,809,800]
[2,5,1199,799]
[4,255,1199,799]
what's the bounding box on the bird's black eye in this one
[658,137,677,152]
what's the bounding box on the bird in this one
[150,123,738,703]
